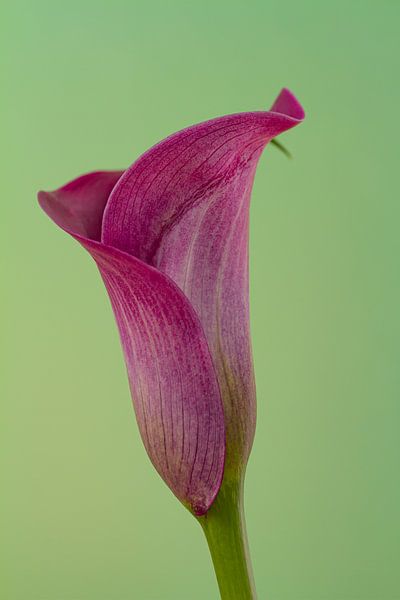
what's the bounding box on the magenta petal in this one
[270,87,305,120]
[39,176,225,516]
[102,90,304,470]
[39,170,124,241]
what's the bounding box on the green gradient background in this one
[2,1,399,598]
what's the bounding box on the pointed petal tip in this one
[270,88,305,121]
[38,188,71,232]
[38,170,124,240]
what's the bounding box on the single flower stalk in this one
[38,88,304,599]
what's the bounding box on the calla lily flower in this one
[38,88,304,598]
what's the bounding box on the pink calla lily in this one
[38,88,304,518]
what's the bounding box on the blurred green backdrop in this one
[1,1,399,598]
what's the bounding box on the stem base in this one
[197,478,257,600]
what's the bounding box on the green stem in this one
[197,477,257,600]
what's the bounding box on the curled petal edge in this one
[38,174,226,516]
[100,88,304,472]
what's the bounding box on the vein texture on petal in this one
[101,89,304,471]
[38,88,304,508]
[39,173,225,515]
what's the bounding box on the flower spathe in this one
[38,88,304,516]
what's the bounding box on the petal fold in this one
[39,174,225,515]
[101,90,304,471]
